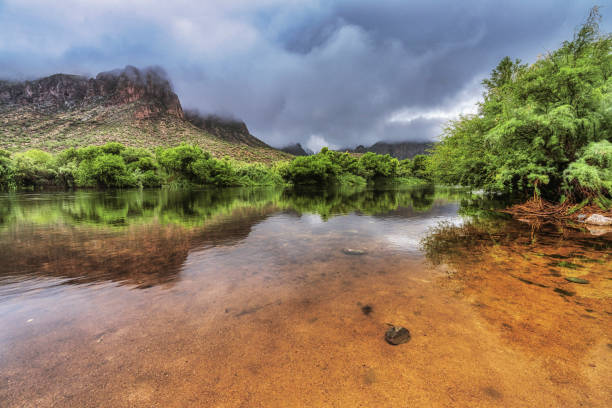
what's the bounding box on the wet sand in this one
[0,192,610,407]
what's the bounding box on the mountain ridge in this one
[0,66,290,163]
[343,141,434,160]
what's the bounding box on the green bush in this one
[234,161,285,186]
[157,144,211,183]
[134,169,163,188]
[563,140,612,198]
[0,142,425,191]
[12,149,57,188]
[283,151,341,185]
[0,149,15,190]
[357,152,398,180]
[90,154,134,188]
[100,142,125,155]
[337,172,367,187]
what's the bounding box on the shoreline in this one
[502,198,612,229]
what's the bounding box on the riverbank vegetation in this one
[0,143,429,191]
[427,7,611,213]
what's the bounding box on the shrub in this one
[121,147,155,165]
[0,149,15,190]
[337,172,367,187]
[283,152,341,185]
[86,154,134,188]
[357,152,398,181]
[134,169,163,188]
[208,158,241,187]
[411,155,432,181]
[157,144,211,183]
[12,149,57,188]
[101,142,126,155]
[234,161,285,186]
[563,140,612,199]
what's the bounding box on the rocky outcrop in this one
[184,111,269,148]
[584,214,612,226]
[279,143,312,156]
[0,66,183,119]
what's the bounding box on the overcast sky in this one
[1,1,610,150]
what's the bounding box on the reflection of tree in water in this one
[0,189,285,290]
[0,225,192,289]
[281,185,443,220]
[0,186,487,290]
[421,195,611,266]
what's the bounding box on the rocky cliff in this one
[184,111,268,148]
[279,143,312,156]
[0,66,183,120]
[0,66,291,162]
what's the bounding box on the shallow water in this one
[0,187,610,407]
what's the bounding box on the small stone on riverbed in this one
[565,277,590,284]
[385,325,411,345]
[343,248,367,255]
[584,214,612,226]
[361,305,373,315]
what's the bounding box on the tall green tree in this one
[429,7,612,200]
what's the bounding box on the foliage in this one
[428,7,612,201]
[282,149,341,185]
[12,149,58,188]
[157,144,211,183]
[282,147,419,186]
[357,152,399,180]
[0,142,431,191]
[563,140,612,199]
[90,154,134,187]
[0,149,15,190]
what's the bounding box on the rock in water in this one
[342,248,367,256]
[385,326,411,345]
[586,225,612,236]
[361,305,373,315]
[584,214,612,226]
[565,277,590,284]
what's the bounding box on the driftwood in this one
[502,198,612,222]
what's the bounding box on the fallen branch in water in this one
[502,198,612,223]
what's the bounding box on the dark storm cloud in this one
[1,0,609,149]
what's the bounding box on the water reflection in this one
[0,186,462,294]
[1,187,610,407]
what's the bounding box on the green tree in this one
[90,154,133,187]
[0,149,15,190]
[429,7,612,200]
[357,152,398,181]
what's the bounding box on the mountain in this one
[279,143,313,156]
[0,66,290,162]
[345,141,434,160]
[183,111,269,148]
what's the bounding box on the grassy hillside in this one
[0,101,291,163]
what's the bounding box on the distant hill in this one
[183,110,271,149]
[344,141,434,160]
[0,66,291,163]
[279,143,313,156]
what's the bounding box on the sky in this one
[1,1,610,150]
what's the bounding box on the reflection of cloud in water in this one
[385,215,464,251]
[299,213,326,225]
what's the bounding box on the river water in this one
[0,187,610,407]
